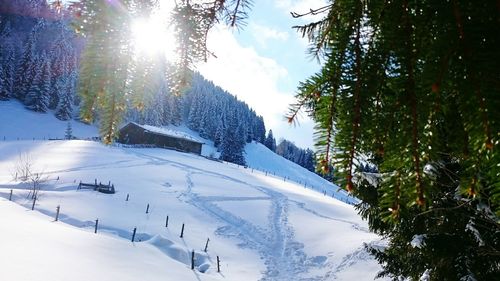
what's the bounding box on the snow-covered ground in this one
[0,101,385,280]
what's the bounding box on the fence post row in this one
[131,227,137,242]
[204,238,210,252]
[31,195,37,211]
[191,250,195,270]
[55,205,60,221]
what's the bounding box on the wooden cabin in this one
[117,122,203,155]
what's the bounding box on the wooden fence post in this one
[165,215,169,227]
[180,223,185,238]
[94,219,99,234]
[191,250,195,270]
[204,238,210,252]
[31,195,36,210]
[217,256,221,272]
[9,189,12,201]
[131,227,137,242]
[55,205,60,221]
[126,193,129,201]
[145,203,150,214]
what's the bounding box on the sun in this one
[131,16,176,58]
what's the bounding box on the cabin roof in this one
[122,122,205,145]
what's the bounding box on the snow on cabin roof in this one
[128,122,205,144]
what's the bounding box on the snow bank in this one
[0,199,219,281]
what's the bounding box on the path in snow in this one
[1,145,376,280]
[127,149,373,281]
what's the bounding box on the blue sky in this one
[195,0,328,149]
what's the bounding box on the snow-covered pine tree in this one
[214,113,225,148]
[142,87,166,127]
[255,116,266,144]
[0,21,15,100]
[64,122,73,140]
[0,63,5,100]
[14,26,38,101]
[169,94,183,126]
[304,149,315,172]
[39,52,52,98]
[24,64,43,111]
[27,53,51,112]
[187,89,201,130]
[264,129,276,152]
[161,89,173,125]
[220,111,246,165]
[55,77,73,120]
[49,38,66,110]
[3,41,15,99]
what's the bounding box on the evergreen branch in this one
[452,0,493,150]
[346,7,363,193]
[290,4,333,18]
[402,0,424,206]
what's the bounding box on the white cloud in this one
[249,22,289,48]
[197,26,314,148]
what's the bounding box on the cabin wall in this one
[118,124,202,155]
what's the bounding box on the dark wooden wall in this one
[118,123,202,155]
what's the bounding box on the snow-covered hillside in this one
[0,102,385,281]
[0,100,98,140]
[245,142,356,204]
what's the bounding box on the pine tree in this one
[220,112,246,165]
[288,0,500,279]
[24,68,43,111]
[304,149,315,172]
[49,41,65,110]
[14,26,38,101]
[214,114,225,148]
[55,77,73,120]
[38,53,51,103]
[255,116,266,143]
[3,42,15,99]
[64,122,73,140]
[169,94,183,126]
[0,63,5,100]
[264,130,276,152]
[0,21,14,100]
[187,90,201,130]
[24,53,50,112]
[75,0,139,142]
